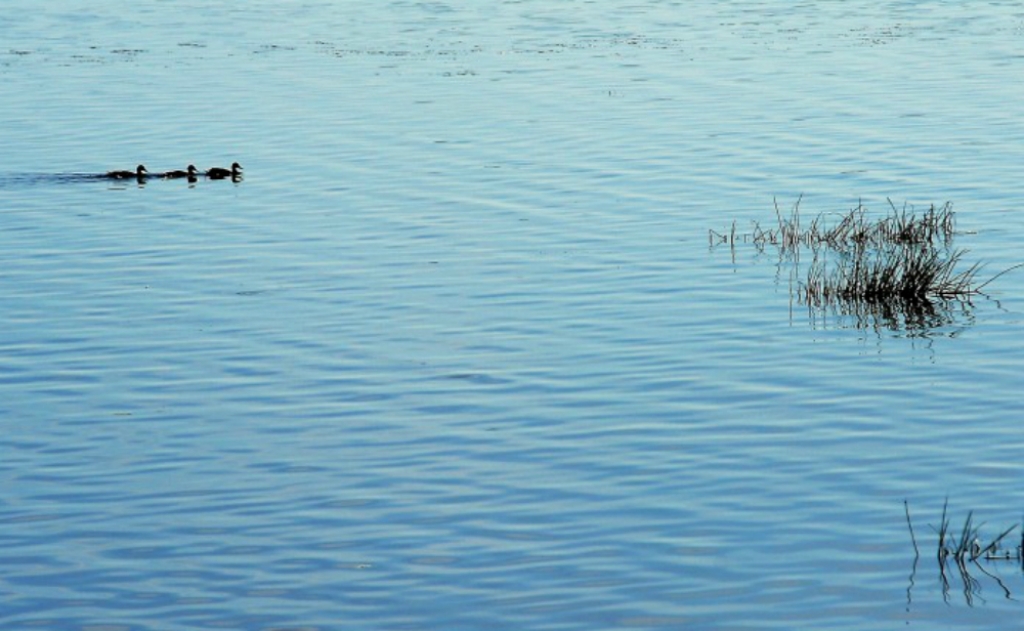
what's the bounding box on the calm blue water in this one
[3,2,1024,629]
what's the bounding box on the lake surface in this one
[3,2,1024,629]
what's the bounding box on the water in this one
[3,2,1024,629]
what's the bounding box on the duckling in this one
[106,164,148,179]
[206,162,243,179]
[162,164,199,179]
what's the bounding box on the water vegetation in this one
[905,500,1022,606]
[710,198,1021,332]
[721,196,958,251]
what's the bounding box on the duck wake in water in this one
[0,162,244,188]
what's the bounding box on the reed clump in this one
[801,242,985,308]
[710,198,1019,329]
[709,197,957,252]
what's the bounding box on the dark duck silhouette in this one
[206,162,243,179]
[162,164,198,179]
[106,164,148,179]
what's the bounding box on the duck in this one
[206,162,243,179]
[106,164,148,179]
[162,164,199,179]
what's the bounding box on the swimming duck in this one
[106,164,148,179]
[206,162,243,179]
[162,164,199,179]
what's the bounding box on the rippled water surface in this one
[4,2,1024,629]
